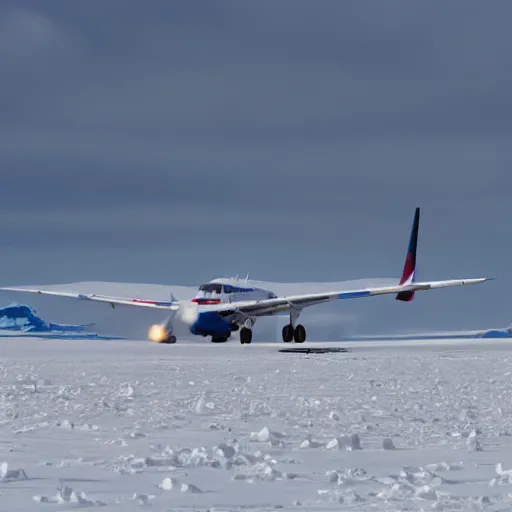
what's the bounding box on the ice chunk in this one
[159,477,178,491]
[0,462,28,481]
[466,430,483,452]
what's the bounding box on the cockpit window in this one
[198,283,222,293]
[198,283,259,295]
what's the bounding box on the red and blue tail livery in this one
[396,207,420,302]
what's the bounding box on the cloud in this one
[0,7,67,57]
[0,1,510,332]
[2,2,511,142]
[0,6,82,108]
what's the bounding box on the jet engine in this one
[148,301,199,343]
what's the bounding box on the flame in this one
[148,324,169,343]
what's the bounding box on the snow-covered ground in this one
[1,337,512,511]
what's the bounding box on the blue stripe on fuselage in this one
[223,285,255,293]
[336,290,372,299]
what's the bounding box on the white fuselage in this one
[150,277,279,342]
[181,278,278,339]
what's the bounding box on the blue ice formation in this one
[0,303,123,340]
[343,323,512,342]
[411,327,512,340]
[479,327,512,338]
[0,303,89,332]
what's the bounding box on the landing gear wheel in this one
[211,336,228,343]
[240,327,253,344]
[282,324,294,343]
[160,335,177,344]
[293,324,306,343]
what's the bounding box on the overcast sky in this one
[1,0,511,334]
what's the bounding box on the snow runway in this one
[1,337,512,511]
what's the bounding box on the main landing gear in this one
[240,327,253,344]
[281,304,306,343]
[282,323,306,343]
[208,317,305,345]
[154,333,176,344]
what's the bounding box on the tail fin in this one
[396,207,420,302]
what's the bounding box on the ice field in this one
[2,336,512,511]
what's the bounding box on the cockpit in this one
[197,283,252,295]
[193,282,277,303]
[198,283,223,294]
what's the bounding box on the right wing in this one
[211,277,491,318]
[204,206,493,318]
[0,287,180,311]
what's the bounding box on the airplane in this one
[0,208,493,345]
